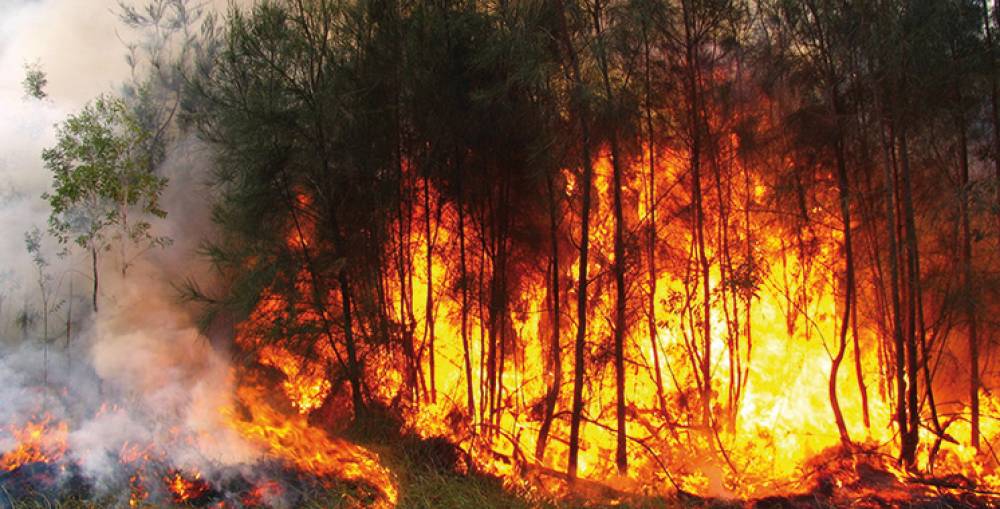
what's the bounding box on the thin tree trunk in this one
[66,278,72,372]
[898,130,921,465]
[424,172,437,403]
[91,246,98,313]
[830,88,852,446]
[457,169,476,422]
[338,270,366,420]
[567,124,594,482]
[851,285,870,429]
[398,166,419,403]
[281,181,361,419]
[986,0,1000,230]
[644,28,668,418]
[959,108,980,450]
[535,173,562,463]
[555,0,595,482]
[681,0,712,432]
[478,216,489,425]
[591,0,628,474]
[878,104,909,462]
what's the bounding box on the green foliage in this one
[42,94,170,266]
[22,61,47,100]
[24,227,48,273]
[24,227,64,322]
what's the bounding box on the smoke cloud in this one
[0,0,262,498]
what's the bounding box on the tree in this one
[22,61,48,100]
[42,94,169,312]
[24,227,63,387]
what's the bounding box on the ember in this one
[164,470,210,504]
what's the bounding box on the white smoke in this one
[0,0,264,498]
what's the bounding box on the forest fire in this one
[7,0,1000,507]
[347,156,1000,502]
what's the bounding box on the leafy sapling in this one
[42,94,171,312]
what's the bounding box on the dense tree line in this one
[18,0,1000,492]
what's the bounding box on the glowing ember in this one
[242,480,283,507]
[164,469,210,503]
[128,473,147,508]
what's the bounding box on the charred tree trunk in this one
[486,200,499,424]
[279,174,363,421]
[898,130,920,465]
[880,118,909,462]
[610,119,628,476]
[591,0,628,474]
[829,88,852,447]
[478,215,489,425]
[338,270,366,420]
[424,172,437,403]
[491,203,512,429]
[643,27,668,418]
[567,125,594,483]
[681,0,713,432]
[535,173,562,463]
[556,0,595,483]
[958,106,980,450]
[398,176,420,403]
[457,167,476,422]
[851,283,870,429]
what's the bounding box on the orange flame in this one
[0,415,68,472]
[164,469,210,503]
[224,383,398,508]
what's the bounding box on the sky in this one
[0,0,135,299]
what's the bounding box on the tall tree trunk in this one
[830,88,852,446]
[877,101,909,462]
[486,239,499,423]
[959,109,980,450]
[681,0,712,432]
[567,122,594,482]
[66,278,72,372]
[741,154,754,418]
[898,130,921,465]
[457,169,476,422]
[643,28,668,418]
[91,246,98,313]
[398,169,414,400]
[851,285,870,429]
[338,270,366,420]
[555,0,595,482]
[610,130,628,475]
[535,173,562,463]
[424,172,437,403]
[478,216,489,425]
[591,0,628,474]
[986,0,1000,230]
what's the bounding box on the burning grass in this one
[2,409,998,509]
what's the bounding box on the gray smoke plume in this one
[0,0,267,499]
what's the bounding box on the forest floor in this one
[3,411,992,508]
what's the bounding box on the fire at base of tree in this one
[5,0,1000,507]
